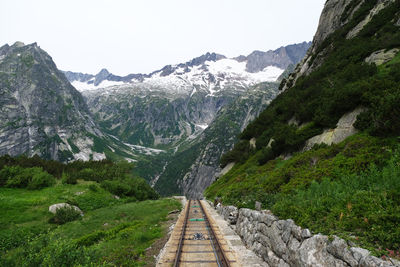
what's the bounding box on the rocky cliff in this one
[281,0,397,91]
[0,42,107,161]
[0,42,139,162]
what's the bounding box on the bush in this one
[22,236,97,267]
[257,147,274,165]
[1,166,56,189]
[49,206,81,225]
[4,166,31,188]
[75,231,106,247]
[0,165,24,186]
[101,180,131,196]
[100,178,159,200]
[88,183,99,192]
[61,172,77,185]
[220,140,253,167]
[28,170,55,189]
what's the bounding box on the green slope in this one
[206,0,400,257]
[0,156,180,266]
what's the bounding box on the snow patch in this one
[123,142,165,155]
[196,124,208,130]
[72,80,126,92]
[71,56,284,96]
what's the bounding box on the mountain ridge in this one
[63,41,311,92]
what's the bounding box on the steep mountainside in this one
[0,42,138,162]
[0,42,105,161]
[206,0,400,257]
[69,43,310,196]
[154,82,279,197]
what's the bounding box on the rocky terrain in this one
[0,42,144,162]
[0,42,105,161]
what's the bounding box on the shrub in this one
[101,180,131,196]
[61,172,77,185]
[75,231,106,247]
[4,166,30,188]
[0,165,24,186]
[1,166,55,189]
[220,140,252,167]
[100,178,159,200]
[49,206,81,225]
[28,170,55,189]
[78,168,96,181]
[88,183,99,192]
[257,147,274,165]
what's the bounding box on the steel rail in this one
[199,200,231,267]
[173,199,191,267]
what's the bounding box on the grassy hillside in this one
[206,134,400,254]
[206,0,400,258]
[0,156,180,266]
[221,0,400,167]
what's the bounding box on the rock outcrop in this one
[49,203,83,216]
[303,107,365,151]
[365,48,400,66]
[215,204,400,267]
[346,0,396,39]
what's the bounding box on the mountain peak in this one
[12,41,25,48]
[245,42,312,72]
[97,68,110,76]
[94,68,111,85]
[187,52,226,67]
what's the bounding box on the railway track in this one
[158,199,237,267]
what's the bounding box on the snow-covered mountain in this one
[64,41,311,197]
[64,41,311,95]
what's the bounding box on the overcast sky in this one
[1,0,325,75]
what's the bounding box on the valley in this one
[64,43,310,197]
[1,0,400,266]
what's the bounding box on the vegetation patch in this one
[223,0,400,166]
[206,134,399,253]
[0,179,180,266]
[207,1,400,257]
[49,206,81,225]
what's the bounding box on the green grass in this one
[272,153,400,256]
[206,134,394,206]
[205,134,400,256]
[0,181,181,266]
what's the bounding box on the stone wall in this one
[215,204,400,267]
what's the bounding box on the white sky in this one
[1,0,325,75]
